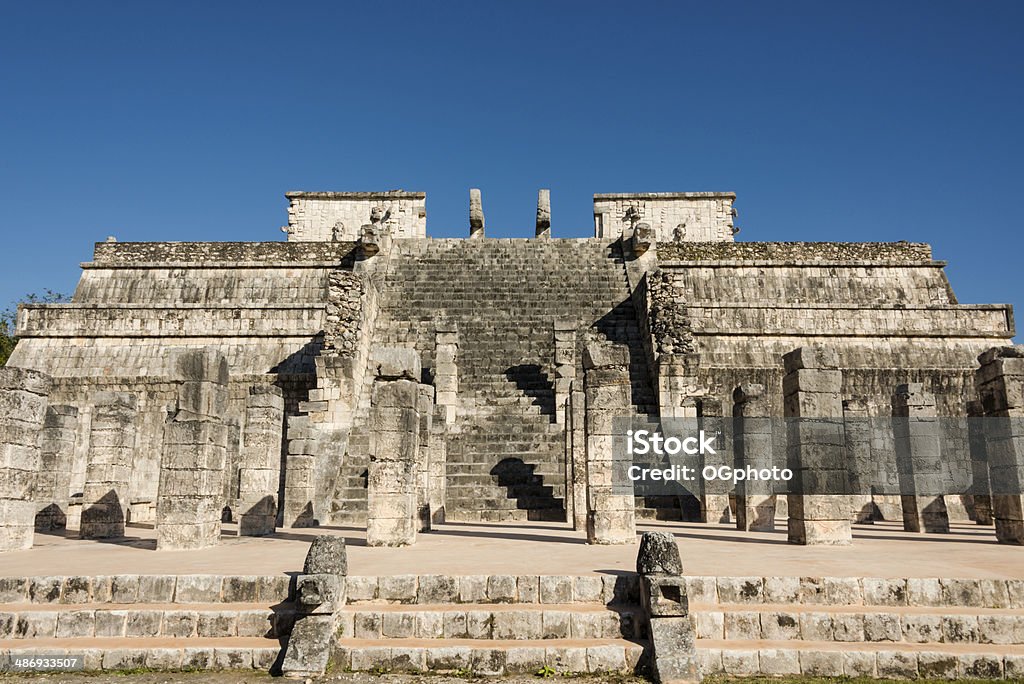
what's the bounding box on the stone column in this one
[81,391,137,539]
[583,340,635,545]
[434,324,458,426]
[282,415,316,527]
[34,405,78,532]
[568,381,587,531]
[0,367,51,551]
[976,346,1024,544]
[553,320,575,426]
[733,383,775,531]
[843,397,875,523]
[536,188,551,239]
[415,384,434,532]
[698,397,731,524]
[966,399,994,525]
[427,404,448,525]
[637,532,699,684]
[156,350,229,550]
[892,383,950,534]
[366,348,422,547]
[238,384,284,536]
[469,188,485,239]
[783,346,852,545]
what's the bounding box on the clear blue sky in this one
[1,1,1021,336]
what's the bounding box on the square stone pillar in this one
[892,383,950,534]
[282,415,316,527]
[782,346,852,545]
[553,321,576,426]
[583,340,635,545]
[843,397,876,523]
[238,384,284,536]
[156,350,229,550]
[568,381,587,531]
[976,346,1024,544]
[434,324,459,426]
[427,404,448,525]
[0,368,52,551]
[469,188,485,239]
[80,392,137,540]
[966,399,994,525]
[733,383,775,531]
[34,405,78,532]
[366,348,422,547]
[698,397,731,525]
[415,384,434,532]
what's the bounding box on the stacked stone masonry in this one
[2,188,1018,555]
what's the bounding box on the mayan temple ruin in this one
[1,189,1022,680]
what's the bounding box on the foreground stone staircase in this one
[334,573,649,675]
[0,574,292,671]
[689,575,1024,679]
[332,238,659,523]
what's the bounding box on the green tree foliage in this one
[0,290,70,366]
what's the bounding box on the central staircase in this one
[331,238,658,523]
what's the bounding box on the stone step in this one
[334,637,647,675]
[339,603,642,641]
[0,575,293,605]
[445,508,567,523]
[697,638,1024,679]
[685,576,1024,609]
[694,602,1024,645]
[0,601,295,640]
[0,636,280,671]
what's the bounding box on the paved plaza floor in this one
[1,519,1020,579]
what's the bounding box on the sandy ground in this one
[2,519,1022,580]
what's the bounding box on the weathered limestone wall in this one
[285,191,426,241]
[594,192,736,242]
[0,368,52,551]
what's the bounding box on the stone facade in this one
[594,192,737,242]
[2,188,1017,550]
[285,191,426,241]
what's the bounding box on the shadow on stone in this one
[504,364,555,418]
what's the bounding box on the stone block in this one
[418,575,457,603]
[174,575,222,603]
[760,648,801,675]
[717,576,763,603]
[517,575,540,603]
[546,646,588,674]
[637,531,683,575]
[761,611,799,640]
[540,575,573,604]
[378,574,417,603]
[959,652,1003,679]
[487,574,517,603]
[469,648,504,676]
[345,575,377,602]
[505,646,546,674]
